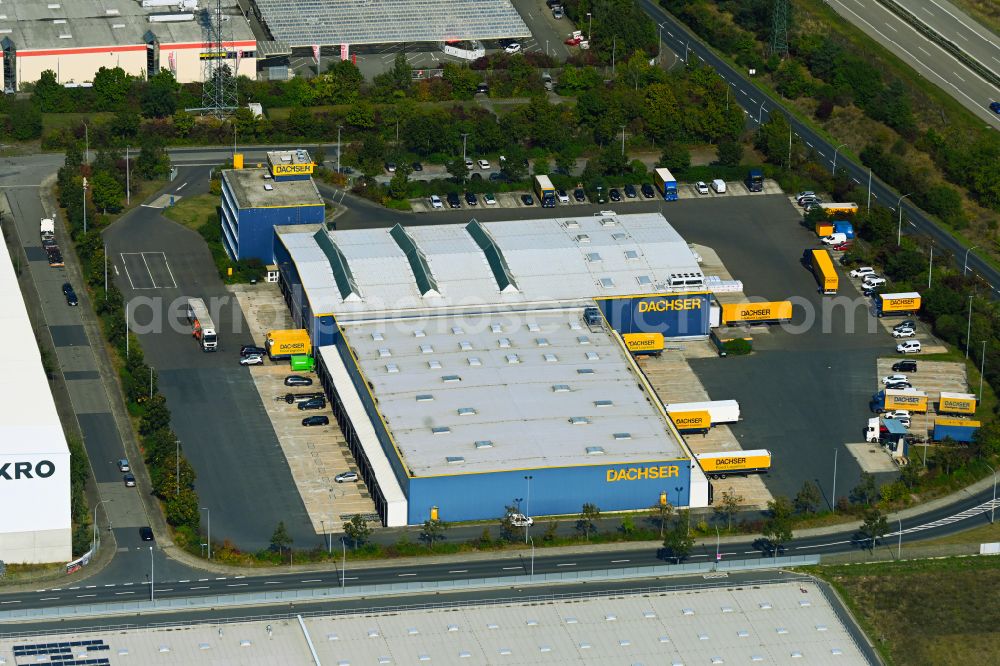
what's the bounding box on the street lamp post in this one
[201,507,211,559]
[175,440,180,497]
[980,340,987,399]
[93,499,112,553]
[587,13,592,41]
[895,193,912,246]
[966,295,973,360]
[657,23,664,63]
[831,448,839,512]
[757,102,765,124]
[82,177,88,234]
[125,145,131,207]
[674,486,683,508]
[523,475,533,544]
[149,546,155,602]
[985,463,997,525]
[336,125,343,174]
[897,518,902,559]
[461,133,469,163]
[620,125,626,158]
[528,535,535,580]
[341,538,346,591]
[832,143,847,175]
[83,122,89,163]
[715,525,720,567]
[928,244,934,289]
[964,245,977,276]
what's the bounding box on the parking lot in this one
[873,358,970,436]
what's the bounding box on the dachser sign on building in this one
[597,293,712,338]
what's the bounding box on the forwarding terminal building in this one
[273,213,713,526]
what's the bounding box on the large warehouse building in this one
[0,221,71,563]
[1,0,256,90]
[272,214,713,526]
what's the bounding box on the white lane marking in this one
[749,97,757,104]
[927,0,997,44]
[342,577,359,581]
[689,554,708,558]
[300,579,322,583]
[76,594,96,598]
[956,32,968,41]
[739,89,747,95]
[190,586,209,590]
[123,582,134,586]
[910,221,917,228]
[198,579,209,582]
[234,575,245,579]
[69,587,80,590]
[40,597,59,601]
[611,559,630,563]
[264,581,280,585]
[178,580,190,583]
[85,585,97,588]
[818,151,826,157]
[215,577,227,581]
[953,71,965,82]
[140,252,156,288]
[114,592,134,596]
[556,563,576,567]
[175,182,188,192]
[0,600,21,604]
[103,584,115,587]
[398,573,417,577]
[921,6,933,14]
[226,583,248,587]
[852,178,860,184]
[919,46,931,56]
[449,569,468,574]
[501,566,521,570]
[886,23,898,32]
[159,588,173,592]
[113,265,119,276]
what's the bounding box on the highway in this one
[1,483,997,613]
[823,0,999,125]
[904,0,1000,76]
[638,0,1000,297]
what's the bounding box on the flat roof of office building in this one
[2,1,254,52]
[275,213,704,319]
[223,168,323,210]
[342,308,686,477]
[0,581,872,664]
[254,0,530,47]
[0,225,67,457]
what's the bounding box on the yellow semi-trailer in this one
[810,249,838,294]
[938,392,977,415]
[877,292,921,317]
[818,202,859,215]
[266,329,312,360]
[668,410,711,433]
[696,450,772,479]
[721,301,793,324]
[623,332,664,355]
[872,388,928,413]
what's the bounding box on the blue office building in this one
[220,150,325,262]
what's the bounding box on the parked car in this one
[521,194,535,206]
[832,241,853,252]
[302,415,330,427]
[885,381,913,390]
[411,162,423,172]
[565,35,583,46]
[384,162,396,173]
[623,183,637,198]
[489,172,506,182]
[881,374,908,385]
[508,512,533,527]
[991,101,1000,115]
[465,191,478,206]
[893,320,916,332]
[118,459,130,472]
[139,526,154,542]
[483,192,497,205]
[574,188,586,202]
[335,471,359,483]
[504,42,522,54]
[884,410,911,420]
[795,191,816,202]
[47,249,64,267]
[892,327,916,338]
[711,178,727,193]
[595,187,607,204]
[609,188,622,202]
[239,353,264,366]
[62,282,78,306]
[298,397,326,411]
[799,196,822,206]
[850,267,876,278]
[477,159,490,170]
[552,5,564,18]
[897,340,922,353]
[240,345,266,357]
[863,276,887,288]
[429,194,443,209]
[447,192,461,209]
[892,360,917,372]
[557,189,570,203]
[640,183,655,198]
[284,375,313,387]
[123,473,136,487]
[695,181,709,195]
[463,157,474,170]
[476,83,489,95]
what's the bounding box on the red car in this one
[833,241,853,251]
[565,36,582,46]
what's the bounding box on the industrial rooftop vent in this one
[474,440,493,449]
[613,432,632,440]
[624,249,640,260]
[585,446,605,455]
[457,407,477,416]
[564,220,580,229]
[313,230,361,302]
[466,220,519,293]
[600,217,617,226]
[575,234,591,243]
[431,426,451,435]
[551,384,571,392]
[594,399,613,407]
[569,416,591,425]
[389,224,440,297]
[446,456,465,464]
[415,394,434,402]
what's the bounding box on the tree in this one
[662,511,694,563]
[32,70,69,112]
[139,394,172,436]
[110,110,140,140]
[714,487,743,530]
[93,66,132,111]
[419,519,448,547]
[577,503,601,541]
[446,157,469,182]
[499,504,520,541]
[90,170,125,213]
[136,138,170,180]
[648,499,674,537]
[442,63,480,99]
[500,146,528,182]
[388,164,411,200]
[9,101,42,141]
[762,497,793,555]
[141,70,179,118]
[793,481,822,514]
[755,113,792,166]
[316,60,364,104]
[343,514,373,547]
[859,506,888,552]
[598,144,628,177]
[850,471,878,506]
[658,142,691,174]
[270,521,293,556]
[173,110,196,137]
[532,157,550,176]
[164,487,200,529]
[715,140,744,167]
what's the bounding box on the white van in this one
[821,233,848,245]
[711,179,726,194]
[896,340,921,353]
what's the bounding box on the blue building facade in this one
[597,293,712,338]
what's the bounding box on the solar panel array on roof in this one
[254,0,531,47]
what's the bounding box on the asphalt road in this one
[102,169,315,551]
[899,0,1000,81]
[637,0,1000,297]
[2,484,997,614]
[824,0,999,125]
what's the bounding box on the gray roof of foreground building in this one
[342,308,686,477]
[254,0,530,47]
[0,222,67,457]
[0,581,872,664]
[223,168,323,210]
[2,0,254,52]
[276,213,704,319]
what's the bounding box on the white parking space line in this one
[119,254,138,289]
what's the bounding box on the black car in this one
[470,172,483,181]
[885,381,912,390]
[284,375,313,387]
[411,162,423,172]
[892,360,917,373]
[609,188,622,202]
[302,415,330,427]
[62,282,78,306]
[465,191,478,206]
[573,188,586,202]
[521,194,535,206]
[641,183,655,198]
[489,172,506,182]
[893,319,916,332]
[139,526,154,542]
[446,192,461,208]
[476,83,489,95]
[240,345,266,357]
[623,183,637,198]
[298,397,326,411]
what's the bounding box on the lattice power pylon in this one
[770,0,790,58]
[199,0,238,117]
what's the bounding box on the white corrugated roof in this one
[340,308,686,477]
[276,213,703,319]
[0,232,67,456]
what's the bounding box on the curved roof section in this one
[313,228,361,302]
[390,224,439,298]
[466,219,518,294]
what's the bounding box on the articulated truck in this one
[696,450,771,479]
[186,297,218,351]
